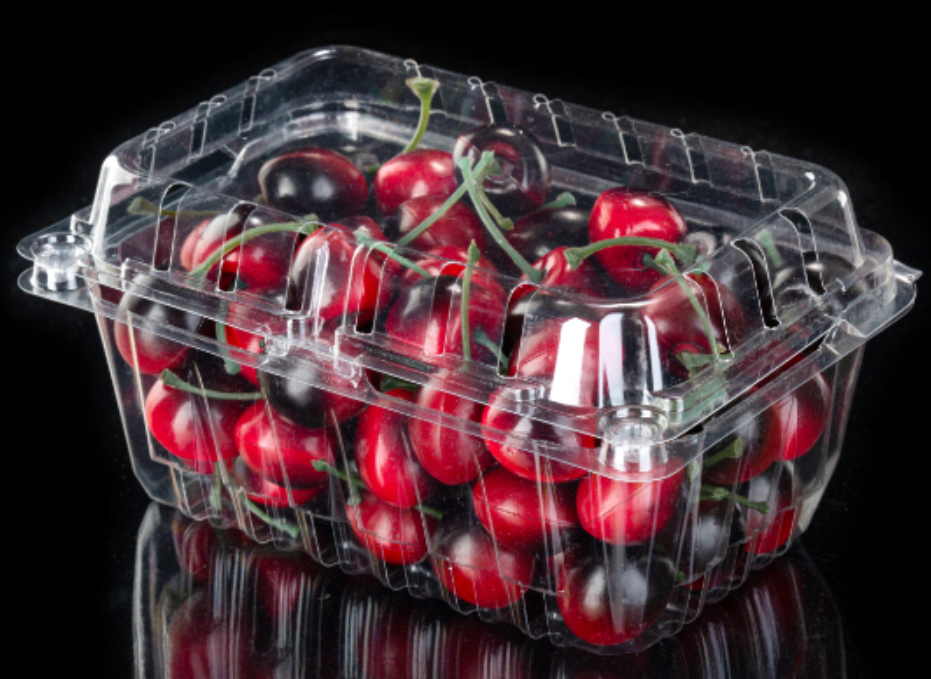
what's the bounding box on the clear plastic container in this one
[17,46,918,652]
[136,503,845,677]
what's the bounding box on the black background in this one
[3,10,928,677]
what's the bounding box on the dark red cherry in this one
[114,275,205,375]
[589,189,688,291]
[452,123,551,216]
[394,244,502,297]
[346,492,434,566]
[523,246,606,297]
[407,378,495,486]
[231,457,324,508]
[392,195,486,251]
[385,274,505,363]
[431,521,534,608]
[355,388,438,508]
[680,499,746,590]
[257,360,366,429]
[258,147,368,221]
[171,514,219,583]
[577,466,684,545]
[507,207,589,263]
[556,546,675,647]
[144,363,253,470]
[374,149,457,216]
[778,372,830,461]
[482,387,593,483]
[743,465,798,556]
[472,466,580,553]
[234,401,336,488]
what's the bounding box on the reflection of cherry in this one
[432,521,534,609]
[253,550,327,621]
[355,388,438,508]
[374,149,457,216]
[392,195,486,251]
[472,466,580,553]
[171,514,218,583]
[346,493,433,566]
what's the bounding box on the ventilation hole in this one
[487,97,508,124]
[733,240,779,328]
[152,184,191,270]
[553,116,575,147]
[501,284,537,374]
[780,209,825,294]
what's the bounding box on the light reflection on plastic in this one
[549,318,590,406]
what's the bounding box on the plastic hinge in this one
[671,129,711,184]
[603,112,644,165]
[742,146,780,203]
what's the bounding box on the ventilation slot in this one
[152,184,191,270]
[733,239,779,328]
[780,208,825,295]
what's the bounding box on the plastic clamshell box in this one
[17,46,919,652]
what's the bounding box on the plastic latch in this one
[29,233,91,292]
[598,408,669,472]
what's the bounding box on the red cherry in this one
[346,493,434,566]
[472,467,580,553]
[588,189,687,291]
[252,550,326,621]
[171,514,219,583]
[179,218,211,271]
[234,401,336,488]
[232,457,324,508]
[576,467,684,545]
[778,372,830,461]
[374,149,457,216]
[258,147,368,221]
[482,387,593,483]
[394,244,504,299]
[223,324,263,387]
[431,522,534,608]
[393,195,486,251]
[744,466,798,556]
[523,246,606,297]
[258,359,367,429]
[408,378,496,486]
[355,388,438,508]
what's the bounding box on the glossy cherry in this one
[472,466,580,553]
[742,464,798,556]
[507,206,589,263]
[258,147,368,221]
[385,274,505,363]
[482,387,593,483]
[452,123,551,216]
[524,246,606,297]
[114,275,205,375]
[346,492,434,566]
[179,218,211,271]
[431,521,534,609]
[778,372,830,461]
[258,360,366,429]
[556,545,676,647]
[394,244,501,294]
[234,401,336,488]
[231,457,324,508]
[407,377,496,486]
[355,388,438,508]
[374,149,457,216]
[576,467,684,545]
[588,189,688,291]
[392,194,486,251]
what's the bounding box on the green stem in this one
[474,327,508,372]
[460,241,481,362]
[458,156,543,284]
[241,496,301,540]
[400,78,439,155]
[563,238,697,271]
[652,249,722,362]
[160,369,263,401]
[311,460,443,519]
[537,192,577,211]
[703,438,744,467]
[127,197,219,220]
[478,189,513,231]
[189,218,319,279]
[215,301,242,376]
[700,484,769,514]
[358,235,430,278]
[395,154,495,248]
[380,374,420,393]
[211,463,224,512]
[757,230,784,268]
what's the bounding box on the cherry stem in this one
[757,229,784,267]
[211,463,224,512]
[357,234,430,278]
[474,327,508,372]
[215,301,242,376]
[160,369,263,401]
[127,197,219,220]
[380,374,420,393]
[460,241,481,362]
[563,238,697,271]
[700,484,769,514]
[477,189,513,231]
[189,217,319,279]
[241,496,301,539]
[703,438,744,467]
[400,78,440,155]
[395,154,495,248]
[311,460,443,519]
[537,192,577,211]
[458,156,543,283]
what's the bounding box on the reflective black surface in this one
[4,11,928,678]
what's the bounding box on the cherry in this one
[171,514,219,583]
[223,314,270,388]
[471,466,580,553]
[374,149,457,216]
[452,123,551,216]
[385,274,505,363]
[431,521,534,608]
[391,194,486,251]
[179,218,211,271]
[556,545,676,647]
[346,492,434,566]
[679,499,746,591]
[114,275,205,375]
[144,362,256,471]
[588,189,688,291]
[778,372,830,461]
[524,246,606,297]
[394,244,502,298]
[234,401,336,488]
[576,466,684,545]
[355,388,438,508]
[258,147,368,222]
[408,377,496,486]
[258,360,366,429]
[507,206,589,264]
[231,457,324,508]
[743,465,798,556]
[481,387,593,483]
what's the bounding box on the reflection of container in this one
[20,47,915,652]
[135,504,845,678]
